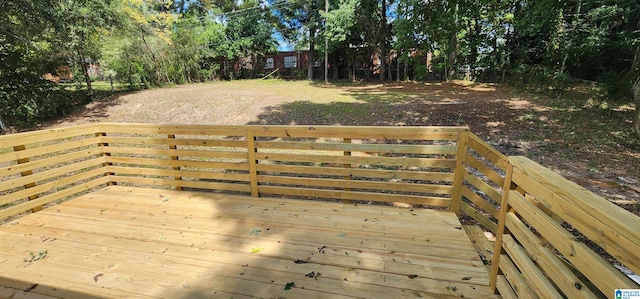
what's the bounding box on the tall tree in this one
[379,0,387,81]
[54,0,122,97]
[271,0,324,80]
[0,0,73,127]
[631,45,640,138]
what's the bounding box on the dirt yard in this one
[44,79,640,212]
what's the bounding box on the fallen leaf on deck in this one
[284,282,295,290]
[250,247,264,253]
[336,232,347,237]
[93,273,103,282]
[24,284,38,292]
[249,228,262,236]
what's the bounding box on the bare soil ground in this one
[44,79,640,213]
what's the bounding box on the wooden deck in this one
[0,186,496,299]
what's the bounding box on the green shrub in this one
[0,74,73,128]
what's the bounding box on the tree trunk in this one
[448,33,458,81]
[396,51,400,81]
[634,80,640,139]
[379,0,387,82]
[77,48,93,99]
[332,52,339,80]
[631,44,640,139]
[0,114,7,134]
[308,24,316,80]
[447,0,459,81]
[404,54,408,81]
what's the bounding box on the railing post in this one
[343,138,352,194]
[450,131,469,213]
[96,132,116,186]
[167,134,182,191]
[246,129,259,197]
[12,145,42,212]
[489,162,515,292]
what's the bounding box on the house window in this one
[265,57,274,69]
[284,56,296,68]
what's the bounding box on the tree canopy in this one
[1,0,639,133]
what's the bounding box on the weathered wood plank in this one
[105,156,249,171]
[0,124,98,148]
[106,166,250,181]
[505,213,598,298]
[467,134,509,171]
[463,225,494,268]
[167,134,182,190]
[463,170,502,206]
[460,202,497,234]
[256,164,455,181]
[461,186,499,218]
[498,254,537,299]
[502,234,563,298]
[510,156,640,276]
[107,176,251,193]
[0,185,496,298]
[0,147,105,178]
[101,136,246,148]
[465,153,505,187]
[256,175,453,194]
[0,167,108,207]
[251,125,467,140]
[97,123,247,136]
[489,162,513,292]
[0,176,109,219]
[450,131,469,213]
[255,152,455,168]
[507,189,638,293]
[0,136,102,164]
[256,141,458,155]
[106,146,248,160]
[495,275,518,299]
[246,129,259,197]
[0,157,106,193]
[258,185,451,206]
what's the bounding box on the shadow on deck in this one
[0,124,638,298]
[0,186,496,298]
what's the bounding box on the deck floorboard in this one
[0,186,497,298]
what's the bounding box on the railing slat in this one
[510,156,640,276]
[507,189,638,293]
[246,129,259,197]
[11,145,41,212]
[167,134,183,190]
[505,213,598,298]
[450,131,469,213]
[502,234,563,298]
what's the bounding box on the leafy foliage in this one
[1,0,639,133]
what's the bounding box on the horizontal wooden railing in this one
[96,123,466,206]
[0,123,638,298]
[489,156,640,298]
[0,125,110,220]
